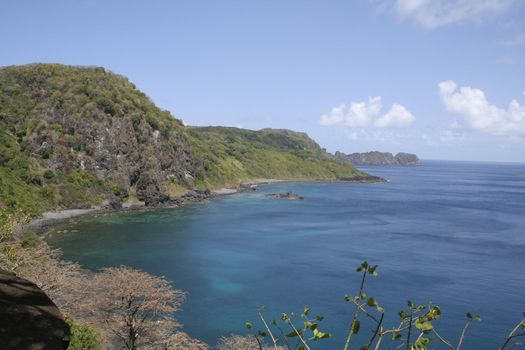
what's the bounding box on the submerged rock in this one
[266,192,304,201]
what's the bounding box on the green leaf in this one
[302,307,311,317]
[408,301,415,309]
[357,261,369,272]
[392,333,402,340]
[466,312,481,321]
[412,337,431,350]
[431,306,441,318]
[311,328,331,340]
[258,331,267,337]
[399,310,409,320]
[286,329,303,338]
[366,297,378,307]
[245,322,253,330]
[415,319,434,333]
[315,315,324,321]
[351,319,360,334]
[368,264,379,276]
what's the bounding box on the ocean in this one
[47,160,525,349]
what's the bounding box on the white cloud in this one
[374,103,415,128]
[319,104,346,126]
[320,97,415,129]
[345,96,382,127]
[439,80,525,137]
[380,0,516,29]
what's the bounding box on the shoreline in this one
[24,176,386,236]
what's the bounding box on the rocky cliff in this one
[334,151,420,166]
[0,64,196,213]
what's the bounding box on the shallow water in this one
[47,160,525,349]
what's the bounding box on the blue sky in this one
[1,0,525,161]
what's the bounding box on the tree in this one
[92,266,186,350]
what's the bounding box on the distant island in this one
[334,151,420,166]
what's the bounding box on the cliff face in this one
[334,151,420,166]
[0,64,195,213]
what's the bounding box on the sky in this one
[1,0,525,162]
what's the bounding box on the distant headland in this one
[333,151,421,166]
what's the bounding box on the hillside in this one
[0,64,374,216]
[0,64,195,214]
[188,126,371,188]
[334,151,420,166]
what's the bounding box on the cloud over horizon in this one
[378,0,516,29]
[439,80,525,137]
[320,97,415,129]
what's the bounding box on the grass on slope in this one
[188,126,367,189]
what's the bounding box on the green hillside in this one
[188,126,369,188]
[0,64,373,216]
[0,64,195,214]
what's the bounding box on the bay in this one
[47,160,525,349]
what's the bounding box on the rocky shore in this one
[24,175,386,235]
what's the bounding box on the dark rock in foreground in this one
[334,151,420,166]
[266,192,305,200]
[0,269,70,350]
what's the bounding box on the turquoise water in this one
[47,160,525,349]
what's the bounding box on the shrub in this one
[66,318,104,350]
[20,230,40,248]
[43,169,55,180]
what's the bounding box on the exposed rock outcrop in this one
[266,192,305,200]
[0,64,195,212]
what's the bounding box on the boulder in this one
[0,269,70,350]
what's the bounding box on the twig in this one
[363,313,384,350]
[433,329,454,350]
[500,319,525,350]
[456,321,470,350]
[406,310,413,350]
[343,268,368,350]
[286,318,311,350]
[259,311,279,349]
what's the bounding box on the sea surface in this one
[47,160,525,349]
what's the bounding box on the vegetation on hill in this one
[0,64,374,217]
[0,63,195,215]
[188,126,369,188]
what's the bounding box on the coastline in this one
[24,176,386,236]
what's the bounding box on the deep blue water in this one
[47,160,525,349]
